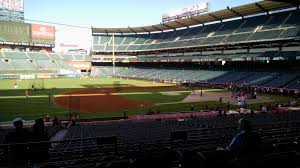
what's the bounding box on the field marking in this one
[160,92,181,96]
[155,101,202,106]
[159,90,193,95]
[155,101,184,106]
[111,92,152,95]
[54,93,106,97]
[204,89,226,92]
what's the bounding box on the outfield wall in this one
[0,72,81,79]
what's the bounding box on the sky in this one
[23,0,260,52]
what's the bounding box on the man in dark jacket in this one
[4,118,31,167]
[224,118,262,167]
[178,118,262,168]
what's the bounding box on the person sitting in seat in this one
[219,118,262,167]
[189,118,262,168]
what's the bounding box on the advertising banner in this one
[20,74,35,79]
[31,24,55,45]
[162,2,209,23]
[65,61,91,70]
[31,24,55,40]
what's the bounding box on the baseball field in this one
[0,77,295,122]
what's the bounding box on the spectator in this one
[30,118,50,164]
[52,116,59,126]
[219,96,223,103]
[123,110,128,119]
[45,115,50,122]
[250,108,255,115]
[178,118,185,122]
[68,117,76,128]
[237,108,241,114]
[242,96,247,108]
[227,101,230,111]
[179,118,261,168]
[237,97,242,107]
[290,99,296,106]
[261,105,268,113]
[190,104,194,111]
[4,118,31,167]
[223,109,227,116]
[218,109,223,116]
[221,118,261,167]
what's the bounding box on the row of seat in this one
[0,51,91,61]
[91,66,300,89]
[93,9,300,52]
[0,58,73,70]
[124,51,300,62]
[0,51,91,71]
[4,111,297,168]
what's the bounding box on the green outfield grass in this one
[0,78,170,90]
[0,78,297,122]
[0,78,178,122]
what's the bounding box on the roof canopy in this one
[92,1,295,35]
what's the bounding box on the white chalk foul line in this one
[54,93,107,98]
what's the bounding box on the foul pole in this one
[112,34,116,76]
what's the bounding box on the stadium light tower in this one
[112,34,116,76]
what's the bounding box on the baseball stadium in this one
[0,0,300,167]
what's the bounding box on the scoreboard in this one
[0,21,56,46]
[0,20,30,43]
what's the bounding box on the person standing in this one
[227,101,230,111]
[219,96,223,103]
[14,82,18,89]
[253,91,257,99]
[25,89,29,99]
[190,104,194,111]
